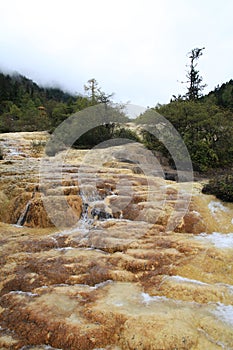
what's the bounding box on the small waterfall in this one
[1,139,24,160]
[16,201,31,226]
[81,198,113,222]
[16,192,35,227]
[79,202,93,229]
[76,185,114,232]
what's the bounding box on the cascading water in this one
[16,192,36,227]
[0,138,26,160]
[78,172,115,226]
[16,201,31,226]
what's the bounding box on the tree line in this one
[0,72,94,132]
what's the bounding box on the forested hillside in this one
[0,72,91,132]
[203,79,233,110]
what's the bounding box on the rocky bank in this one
[0,132,233,350]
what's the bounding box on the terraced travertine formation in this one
[0,132,233,350]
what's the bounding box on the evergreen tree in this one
[184,47,206,100]
[84,78,100,105]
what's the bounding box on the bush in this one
[202,174,233,202]
[73,124,140,149]
[136,101,233,172]
[113,126,140,142]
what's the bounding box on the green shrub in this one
[113,126,140,142]
[136,100,233,172]
[73,124,140,149]
[202,174,233,202]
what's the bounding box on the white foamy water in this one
[217,283,233,295]
[164,276,233,294]
[9,291,38,297]
[196,232,233,249]
[212,303,233,326]
[1,139,26,159]
[55,247,75,251]
[192,210,201,217]
[55,226,89,237]
[208,201,229,214]
[91,280,113,290]
[20,346,62,350]
[165,275,207,285]
[141,292,169,304]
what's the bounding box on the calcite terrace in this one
[0,132,233,350]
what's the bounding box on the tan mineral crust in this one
[0,132,233,349]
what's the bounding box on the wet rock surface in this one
[0,132,82,228]
[0,132,233,349]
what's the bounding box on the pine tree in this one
[185,47,206,100]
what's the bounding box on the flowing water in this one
[1,133,233,349]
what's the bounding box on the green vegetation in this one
[183,47,206,100]
[203,79,233,111]
[0,73,133,152]
[202,174,233,202]
[0,72,93,132]
[136,99,233,172]
[74,123,140,149]
[44,103,132,155]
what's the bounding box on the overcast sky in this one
[0,0,232,108]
